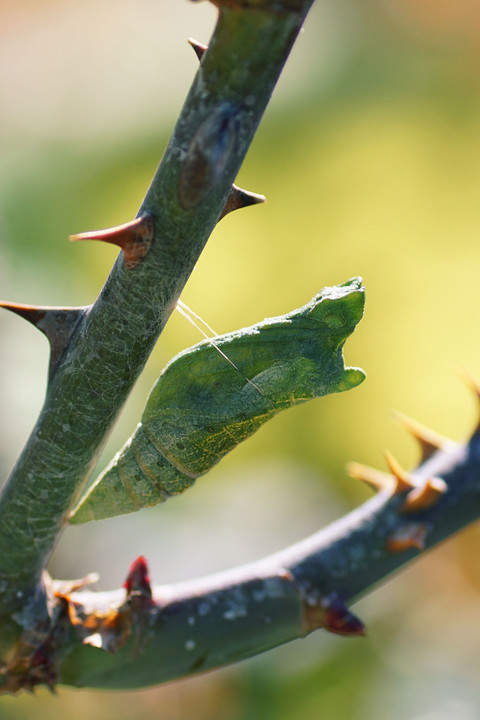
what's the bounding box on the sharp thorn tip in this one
[219,184,266,221]
[346,461,393,493]
[188,38,207,61]
[384,450,415,494]
[70,215,154,270]
[0,303,87,381]
[393,410,447,462]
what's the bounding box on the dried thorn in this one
[393,410,447,463]
[52,572,100,596]
[82,608,132,654]
[219,184,266,221]
[0,302,88,381]
[401,476,447,514]
[70,214,154,270]
[384,451,415,494]
[386,522,428,553]
[123,555,152,601]
[346,461,394,493]
[188,37,207,61]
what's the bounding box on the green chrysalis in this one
[70,278,365,524]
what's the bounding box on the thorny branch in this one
[7,414,480,692]
[2,0,480,695]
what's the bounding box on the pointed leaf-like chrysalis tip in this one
[219,184,266,221]
[188,37,207,61]
[70,214,154,270]
[0,302,88,380]
[393,410,447,462]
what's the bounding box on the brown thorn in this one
[384,450,416,494]
[303,592,365,637]
[0,301,88,382]
[393,410,447,463]
[188,37,207,62]
[401,476,447,514]
[219,184,266,221]
[324,600,366,637]
[386,522,428,553]
[70,214,154,270]
[346,461,394,493]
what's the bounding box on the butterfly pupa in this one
[70,278,365,523]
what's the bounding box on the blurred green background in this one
[2,0,480,717]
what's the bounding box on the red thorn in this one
[303,593,365,637]
[219,184,266,221]
[70,214,154,270]
[188,38,207,61]
[123,556,152,599]
[324,596,366,637]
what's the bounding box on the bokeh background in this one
[1,0,480,717]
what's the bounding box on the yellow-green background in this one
[1,0,480,717]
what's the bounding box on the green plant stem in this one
[0,1,315,662]
[56,434,480,689]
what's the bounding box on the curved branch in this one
[48,430,480,689]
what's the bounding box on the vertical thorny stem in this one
[0,0,314,662]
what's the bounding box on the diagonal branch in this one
[43,426,480,690]
[0,0,315,629]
